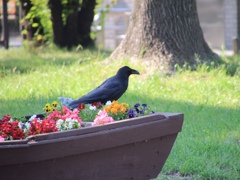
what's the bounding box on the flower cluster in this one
[27,117,58,135]
[43,101,59,113]
[0,98,155,141]
[0,105,82,141]
[128,103,155,118]
[77,102,103,121]
[56,118,81,131]
[26,106,82,135]
[92,110,114,126]
[104,100,129,120]
[0,114,25,140]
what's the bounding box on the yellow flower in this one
[121,103,129,109]
[44,103,54,112]
[44,106,53,113]
[120,107,126,113]
[45,103,51,108]
[52,101,58,109]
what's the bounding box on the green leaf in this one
[32,23,39,28]
[21,29,27,35]
[25,13,32,19]
[30,6,37,11]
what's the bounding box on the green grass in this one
[0,48,240,179]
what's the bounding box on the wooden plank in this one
[0,135,178,180]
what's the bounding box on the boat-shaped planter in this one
[0,112,183,180]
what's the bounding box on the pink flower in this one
[92,110,114,126]
[47,110,61,121]
[47,106,82,124]
[0,136,5,142]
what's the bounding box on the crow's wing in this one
[69,76,127,108]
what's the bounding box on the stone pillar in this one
[225,0,237,50]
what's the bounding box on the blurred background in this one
[0,0,237,54]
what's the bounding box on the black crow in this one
[69,66,140,109]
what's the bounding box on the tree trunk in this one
[110,0,218,71]
[49,0,94,49]
[65,1,80,49]
[48,0,65,47]
[77,0,96,47]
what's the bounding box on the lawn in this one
[0,47,239,179]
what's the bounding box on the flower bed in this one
[0,99,155,141]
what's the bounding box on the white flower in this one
[65,118,80,129]
[105,101,112,106]
[65,118,72,123]
[56,119,64,130]
[23,122,31,132]
[18,122,24,129]
[65,118,74,129]
[89,105,97,111]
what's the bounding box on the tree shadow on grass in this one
[0,57,79,75]
[0,49,111,76]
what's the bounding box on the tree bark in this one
[77,0,96,47]
[110,0,218,71]
[65,0,79,49]
[49,0,95,48]
[48,0,65,47]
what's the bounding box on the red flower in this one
[0,115,24,140]
[91,102,98,107]
[47,110,61,121]
[78,103,85,111]
[28,118,58,135]
[1,114,11,123]
[28,119,43,135]
[42,119,57,133]
[92,102,102,109]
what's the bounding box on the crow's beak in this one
[131,69,140,75]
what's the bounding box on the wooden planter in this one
[0,113,183,180]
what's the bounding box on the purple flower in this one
[142,104,147,108]
[134,103,140,109]
[139,110,145,114]
[135,108,140,113]
[128,109,135,118]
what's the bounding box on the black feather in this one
[69,66,140,109]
